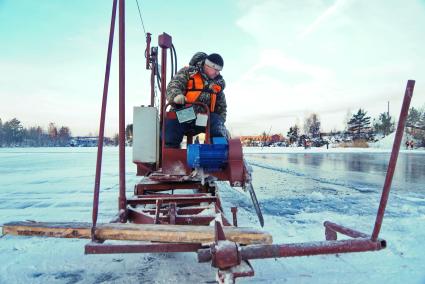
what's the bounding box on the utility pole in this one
[387,101,390,116]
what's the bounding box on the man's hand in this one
[173,94,186,105]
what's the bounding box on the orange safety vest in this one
[185,73,222,112]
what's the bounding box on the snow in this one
[368,132,408,150]
[0,146,424,283]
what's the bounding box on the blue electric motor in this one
[187,137,228,171]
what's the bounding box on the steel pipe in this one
[371,80,415,241]
[198,238,386,263]
[91,0,118,240]
[118,0,127,222]
[86,242,203,254]
[324,221,369,239]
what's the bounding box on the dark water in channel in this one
[245,152,425,193]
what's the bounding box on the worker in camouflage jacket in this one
[165,52,228,148]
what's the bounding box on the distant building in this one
[239,134,286,147]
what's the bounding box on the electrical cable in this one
[171,44,178,75]
[170,47,174,78]
[135,0,147,35]
[156,60,162,91]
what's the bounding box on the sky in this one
[0,0,424,137]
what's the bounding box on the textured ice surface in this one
[0,147,424,283]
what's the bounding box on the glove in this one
[173,94,186,105]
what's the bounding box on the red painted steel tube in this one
[231,207,238,227]
[85,242,203,254]
[145,33,151,70]
[138,206,212,215]
[133,193,209,198]
[371,80,415,241]
[159,42,168,167]
[150,59,156,107]
[132,193,210,199]
[169,202,176,224]
[154,199,162,224]
[134,181,207,193]
[126,196,217,205]
[127,207,216,225]
[198,239,385,263]
[118,0,127,222]
[324,221,369,238]
[91,0,117,240]
[240,239,385,259]
[157,33,172,168]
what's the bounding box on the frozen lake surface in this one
[0,147,424,283]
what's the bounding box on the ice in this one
[0,147,424,283]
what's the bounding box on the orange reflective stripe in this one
[210,93,217,112]
[209,84,221,112]
[185,73,220,112]
[186,73,204,103]
[211,84,222,93]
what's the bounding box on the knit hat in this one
[204,53,223,71]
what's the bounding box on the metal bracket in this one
[216,260,254,284]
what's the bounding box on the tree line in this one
[405,107,425,146]
[3,106,425,148]
[285,107,425,147]
[0,118,72,147]
[0,117,135,147]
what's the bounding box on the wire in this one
[135,0,147,35]
[170,48,174,78]
[172,44,178,75]
[156,60,162,91]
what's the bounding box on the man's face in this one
[203,64,220,79]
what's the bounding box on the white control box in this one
[132,106,159,164]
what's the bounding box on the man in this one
[165,52,228,148]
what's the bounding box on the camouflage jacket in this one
[166,55,227,122]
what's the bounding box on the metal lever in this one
[243,159,264,227]
[245,182,264,227]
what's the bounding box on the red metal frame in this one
[196,80,414,275]
[91,0,117,240]
[117,0,127,223]
[88,1,415,282]
[85,242,203,254]
[371,79,415,241]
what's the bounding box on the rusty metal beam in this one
[154,199,162,224]
[91,0,117,241]
[141,206,212,215]
[324,221,369,240]
[85,242,203,254]
[134,193,209,198]
[371,80,415,241]
[118,0,127,222]
[231,207,238,227]
[198,238,386,263]
[134,181,208,195]
[169,202,176,225]
[128,207,216,225]
[127,196,217,205]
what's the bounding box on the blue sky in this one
[1,0,424,136]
